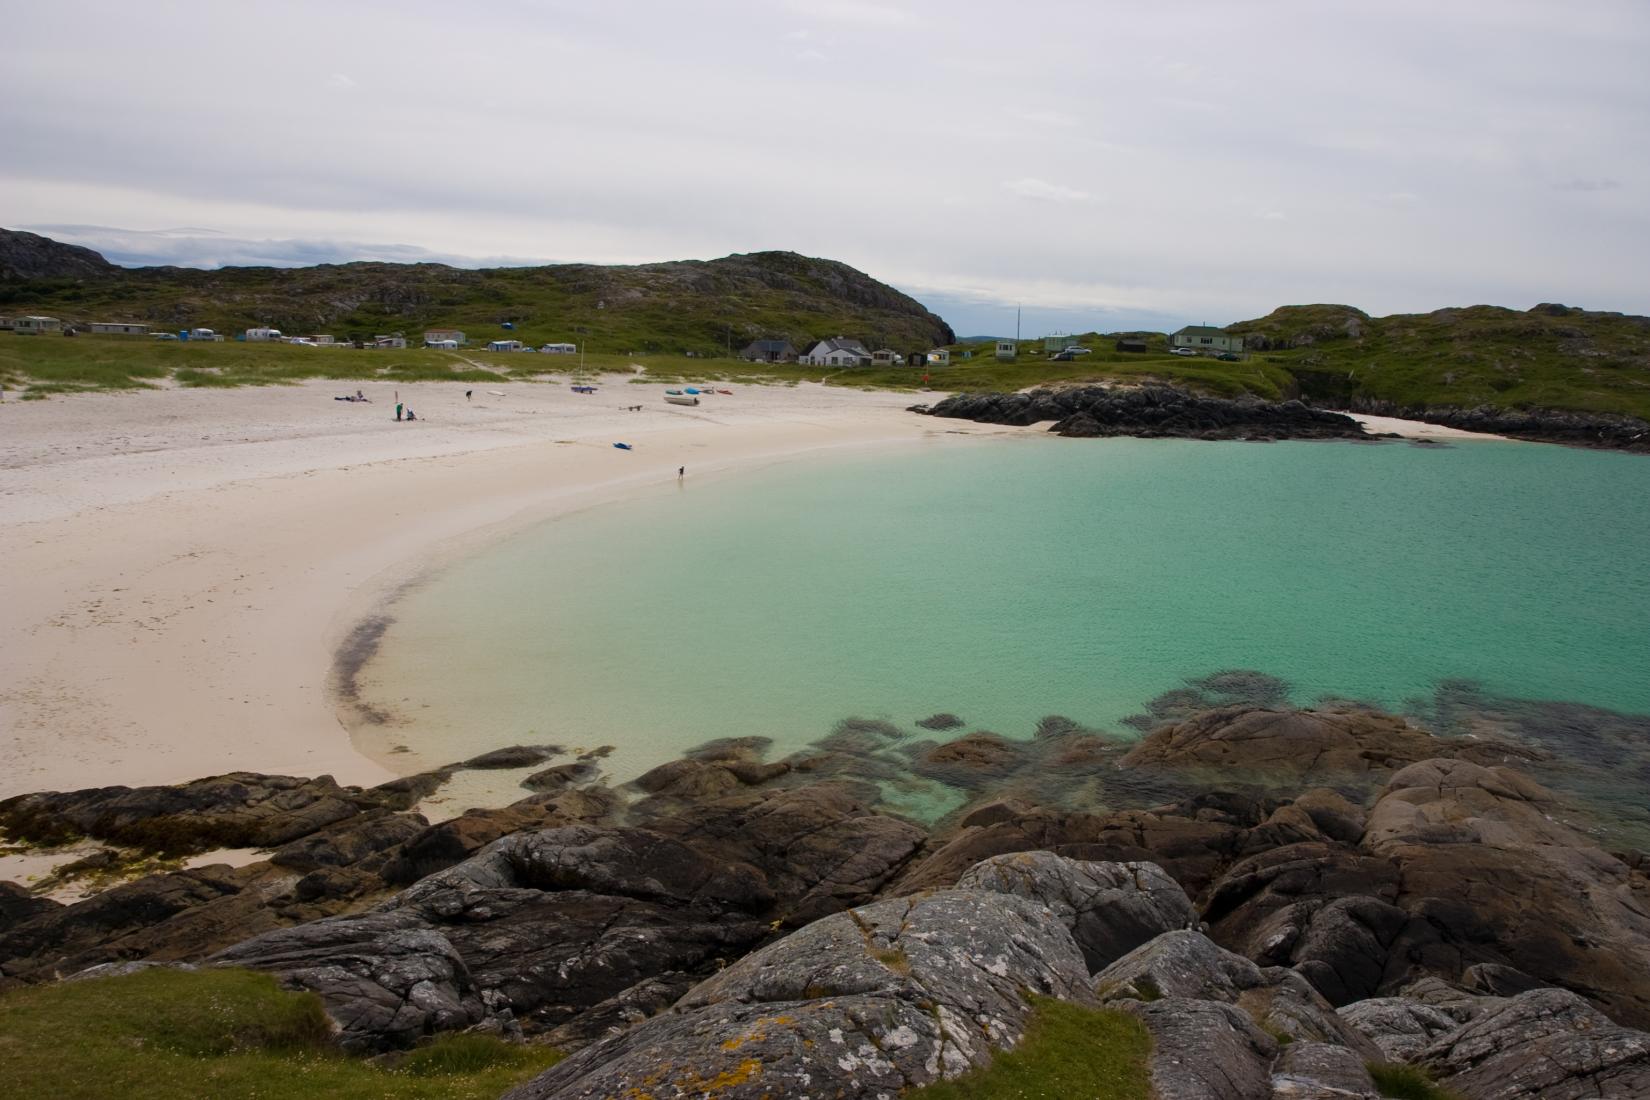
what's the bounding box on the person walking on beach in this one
[678,466,685,478]
[396,402,403,421]
[466,390,472,401]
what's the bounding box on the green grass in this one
[0,967,563,1100]
[907,996,1151,1100]
[1368,1063,1462,1100]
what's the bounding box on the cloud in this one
[1553,178,1622,192]
[1257,210,1287,221]
[796,48,828,62]
[327,73,356,90]
[784,0,917,27]
[1002,178,1094,203]
[17,224,552,269]
[1019,110,1081,128]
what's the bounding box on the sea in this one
[346,432,1650,812]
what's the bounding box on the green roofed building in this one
[1171,325,1243,353]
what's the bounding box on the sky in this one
[3,0,1647,337]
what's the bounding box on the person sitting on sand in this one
[405,408,417,421]
[356,389,366,401]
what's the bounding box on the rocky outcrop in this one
[918,386,1371,441]
[955,851,1194,971]
[1344,396,1650,452]
[0,772,421,855]
[1420,987,1650,1098]
[505,874,1099,1098]
[214,912,509,1052]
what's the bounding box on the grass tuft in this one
[0,967,562,1100]
[1368,1062,1462,1100]
[908,995,1151,1099]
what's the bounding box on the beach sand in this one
[0,376,1010,799]
[0,381,1499,801]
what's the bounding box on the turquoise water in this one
[352,435,1650,788]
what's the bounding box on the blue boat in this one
[684,387,702,395]
[613,442,633,451]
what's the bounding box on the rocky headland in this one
[914,386,1376,442]
[5,695,1650,1097]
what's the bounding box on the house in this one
[739,338,799,363]
[1115,338,1149,353]
[926,348,951,366]
[245,327,283,342]
[487,339,525,352]
[1171,325,1243,354]
[373,334,407,349]
[802,337,872,366]
[871,348,902,366]
[539,342,577,354]
[995,340,1016,361]
[424,328,466,347]
[88,321,149,336]
[13,315,61,335]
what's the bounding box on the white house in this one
[486,339,525,352]
[13,315,61,335]
[1170,325,1244,353]
[926,348,951,366]
[88,321,149,336]
[245,327,284,342]
[424,328,466,347]
[802,337,872,366]
[539,342,577,354]
[995,340,1016,361]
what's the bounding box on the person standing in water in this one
[678,466,685,478]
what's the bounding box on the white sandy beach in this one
[0,381,1498,802]
[0,376,1011,800]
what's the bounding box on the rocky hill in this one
[1227,301,1650,425]
[0,230,955,354]
[0,229,119,282]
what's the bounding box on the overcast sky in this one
[4,0,1646,335]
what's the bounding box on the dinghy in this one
[612,442,633,450]
[664,394,699,406]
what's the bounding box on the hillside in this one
[1226,302,1650,420]
[0,230,954,354]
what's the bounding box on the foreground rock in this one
[917,385,1372,441]
[506,858,1111,1099]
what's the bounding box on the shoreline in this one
[0,377,1013,799]
[0,382,1505,802]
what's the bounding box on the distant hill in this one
[1226,302,1650,418]
[0,230,955,354]
[0,229,118,282]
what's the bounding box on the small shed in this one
[1043,332,1072,353]
[995,340,1016,361]
[1115,339,1148,353]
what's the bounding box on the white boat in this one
[664,394,699,406]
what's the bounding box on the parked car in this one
[1171,347,1198,357]
[1063,346,1092,356]
[1051,351,1075,361]
[1216,351,1241,362]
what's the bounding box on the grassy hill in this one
[0,229,954,357]
[1228,302,1650,420]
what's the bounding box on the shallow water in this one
[350,434,1650,799]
